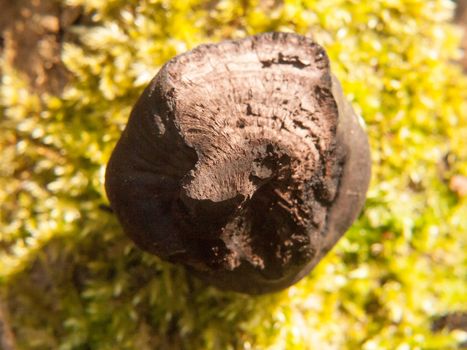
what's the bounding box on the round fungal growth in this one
[105,32,371,294]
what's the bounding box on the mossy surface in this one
[1,0,466,349]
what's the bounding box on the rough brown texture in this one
[105,32,371,294]
[455,0,467,72]
[0,298,16,350]
[0,0,81,94]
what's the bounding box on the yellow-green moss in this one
[1,0,466,349]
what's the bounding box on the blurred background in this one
[0,0,466,349]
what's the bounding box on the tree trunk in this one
[105,32,371,294]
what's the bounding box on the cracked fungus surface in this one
[106,33,347,292]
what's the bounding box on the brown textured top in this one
[105,32,371,294]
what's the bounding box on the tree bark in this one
[0,0,81,94]
[105,32,371,294]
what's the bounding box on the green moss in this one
[1,0,466,349]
